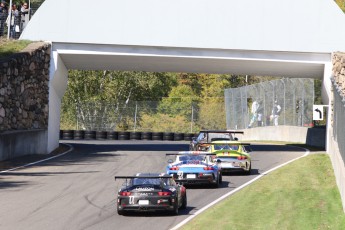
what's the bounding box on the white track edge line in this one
[170,149,310,230]
[0,144,74,173]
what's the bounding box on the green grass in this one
[182,154,345,230]
[0,39,32,59]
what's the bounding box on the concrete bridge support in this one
[47,51,68,153]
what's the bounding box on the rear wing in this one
[200,130,244,135]
[204,142,251,146]
[166,151,215,156]
[115,175,172,181]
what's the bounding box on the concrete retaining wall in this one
[241,126,325,147]
[0,42,51,161]
[0,130,47,161]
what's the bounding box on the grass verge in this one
[182,154,345,230]
[0,38,32,59]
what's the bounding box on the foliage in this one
[138,113,192,133]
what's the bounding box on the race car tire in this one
[172,198,179,215]
[181,194,187,209]
[214,173,220,188]
[117,208,126,216]
[219,173,223,184]
[244,162,252,175]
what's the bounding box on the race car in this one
[166,151,222,187]
[209,141,252,175]
[115,173,187,215]
[189,130,244,151]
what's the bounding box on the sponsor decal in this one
[135,187,154,191]
[169,187,176,192]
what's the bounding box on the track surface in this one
[0,141,306,230]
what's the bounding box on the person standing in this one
[0,1,7,37]
[20,1,29,32]
[248,99,259,128]
[9,4,20,39]
[271,100,282,126]
[256,100,264,126]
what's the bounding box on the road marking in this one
[0,144,74,173]
[170,149,310,230]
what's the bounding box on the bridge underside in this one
[54,43,328,78]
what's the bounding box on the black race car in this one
[115,173,187,215]
[189,130,244,151]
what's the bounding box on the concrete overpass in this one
[20,0,345,153]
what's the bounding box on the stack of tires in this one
[163,132,174,141]
[130,132,142,140]
[84,130,96,140]
[107,131,118,140]
[141,132,152,140]
[74,130,85,140]
[174,133,184,141]
[152,132,163,140]
[62,130,73,140]
[118,131,130,140]
[96,131,107,140]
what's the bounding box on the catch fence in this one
[224,78,315,129]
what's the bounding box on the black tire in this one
[181,193,187,209]
[244,162,252,175]
[73,130,84,140]
[130,132,142,140]
[59,130,63,139]
[62,130,73,140]
[117,207,126,215]
[219,173,223,184]
[184,133,194,141]
[84,130,96,140]
[107,131,118,140]
[172,198,179,215]
[174,133,184,141]
[118,132,130,140]
[152,132,163,140]
[141,132,152,140]
[96,131,107,140]
[163,132,174,141]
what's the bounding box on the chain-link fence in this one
[75,99,227,133]
[224,78,315,129]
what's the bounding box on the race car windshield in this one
[132,178,167,186]
[214,145,239,151]
[179,155,204,161]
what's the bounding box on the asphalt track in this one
[0,140,307,230]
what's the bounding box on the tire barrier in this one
[184,133,194,141]
[62,130,74,140]
[118,131,130,140]
[152,132,163,141]
[141,132,152,140]
[130,132,142,140]
[84,130,96,140]
[107,131,118,140]
[163,132,174,141]
[174,133,184,141]
[96,131,107,140]
[59,130,192,141]
[73,130,85,140]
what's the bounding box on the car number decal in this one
[177,171,184,179]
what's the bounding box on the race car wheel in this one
[172,198,179,215]
[181,194,187,209]
[214,174,220,188]
[219,173,223,184]
[117,207,126,215]
[244,163,252,175]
